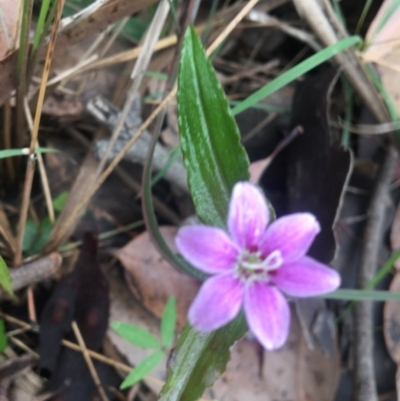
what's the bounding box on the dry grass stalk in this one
[71,321,109,401]
[14,0,66,266]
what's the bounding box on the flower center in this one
[236,249,283,282]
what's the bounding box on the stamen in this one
[262,250,283,271]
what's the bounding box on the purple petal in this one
[244,282,290,350]
[228,182,269,250]
[175,226,239,274]
[258,213,320,261]
[271,256,341,297]
[189,274,244,331]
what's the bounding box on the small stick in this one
[71,321,109,401]
[354,146,398,401]
[0,313,212,400]
[1,253,61,305]
[27,286,37,324]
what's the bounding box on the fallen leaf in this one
[363,0,400,63]
[211,307,340,401]
[37,0,159,62]
[115,226,200,328]
[0,0,22,60]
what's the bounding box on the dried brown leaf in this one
[115,226,200,328]
[211,308,340,401]
[0,0,22,59]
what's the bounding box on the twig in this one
[353,146,398,401]
[87,96,188,193]
[206,0,262,56]
[3,99,15,182]
[92,0,171,180]
[0,313,212,401]
[67,127,181,224]
[23,97,55,224]
[0,226,15,255]
[0,253,62,299]
[71,321,109,401]
[8,335,39,358]
[44,89,177,251]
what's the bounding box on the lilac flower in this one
[175,182,341,350]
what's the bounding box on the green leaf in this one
[159,314,247,401]
[0,319,7,352]
[178,25,249,228]
[323,289,400,301]
[53,191,69,212]
[0,147,60,159]
[337,248,400,322]
[120,350,165,389]
[22,220,39,253]
[161,296,176,348]
[0,256,13,297]
[231,36,362,116]
[111,322,161,349]
[23,218,53,256]
[158,26,251,401]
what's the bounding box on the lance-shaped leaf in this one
[159,314,247,401]
[160,27,250,401]
[177,26,249,228]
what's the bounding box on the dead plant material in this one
[0,252,62,299]
[115,226,200,328]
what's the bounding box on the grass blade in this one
[232,36,362,116]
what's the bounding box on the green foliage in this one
[113,296,177,389]
[337,248,400,321]
[120,350,165,389]
[0,320,7,352]
[178,26,249,228]
[161,296,176,348]
[159,314,247,401]
[231,36,362,116]
[324,289,400,301]
[0,256,14,297]
[32,0,52,51]
[22,218,52,256]
[52,191,69,212]
[0,147,60,159]
[112,322,161,350]
[158,26,251,401]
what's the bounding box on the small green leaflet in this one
[0,256,13,297]
[52,191,69,212]
[111,322,161,349]
[161,296,176,348]
[0,319,7,352]
[120,350,165,389]
[22,218,52,256]
[0,147,60,159]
